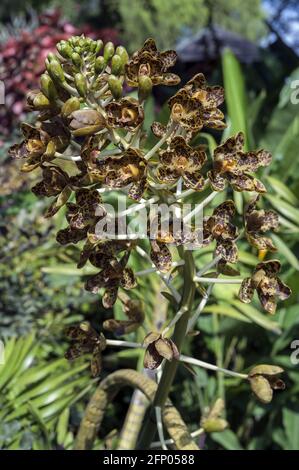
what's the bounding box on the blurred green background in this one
[0,0,299,450]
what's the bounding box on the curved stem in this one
[74,369,199,450]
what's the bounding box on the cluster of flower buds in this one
[0,10,116,136]
[11,37,290,401]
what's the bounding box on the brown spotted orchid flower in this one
[31,165,72,218]
[85,251,137,308]
[157,136,207,190]
[126,38,180,87]
[203,201,239,264]
[103,298,144,336]
[9,120,70,172]
[96,148,148,201]
[77,239,132,269]
[168,73,226,132]
[149,216,180,273]
[208,132,272,193]
[150,237,173,273]
[56,188,105,245]
[106,97,144,131]
[239,260,291,314]
[78,134,108,181]
[143,332,179,370]
[65,321,106,377]
[245,196,279,251]
[248,365,285,404]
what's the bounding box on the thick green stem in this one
[136,249,195,449]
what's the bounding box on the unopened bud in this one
[202,418,228,433]
[61,97,81,117]
[47,52,58,63]
[47,60,65,83]
[95,39,104,54]
[27,91,50,110]
[104,41,115,62]
[138,75,152,101]
[74,73,87,97]
[58,43,73,59]
[72,52,82,68]
[108,75,122,99]
[78,36,85,48]
[95,56,106,74]
[40,74,57,101]
[111,55,123,75]
[116,46,129,65]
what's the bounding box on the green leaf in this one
[266,176,298,206]
[27,401,51,449]
[11,364,87,406]
[203,304,251,323]
[265,194,299,225]
[221,48,249,149]
[247,89,266,139]
[233,191,243,215]
[56,408,70,446]
[271,234,299,270]
[199,132,217,153]
[283,407,299,450]
[238,250,258,266]
[10,358,68,393]
[211,429,243,450]
[273,116,299,179]
[231,301,281,334]
[143,96,155,132]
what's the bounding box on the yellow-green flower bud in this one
[78,36,85,48]
[27,91,50,110]
[72,52,82,68]
[104,41,115,62]
[47,52,58,63]
[202,418,228,433]
[95,56,106,74]
[111,54,123,75]
[40,74,58,101]
[94,39,104,54]
[47,60,65,83]
[61,97,81,117]
[59,44,73,59]
[138,75,152,102]
[108,75,122,99]
[74,73,88,97]
[116,46,129,65]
